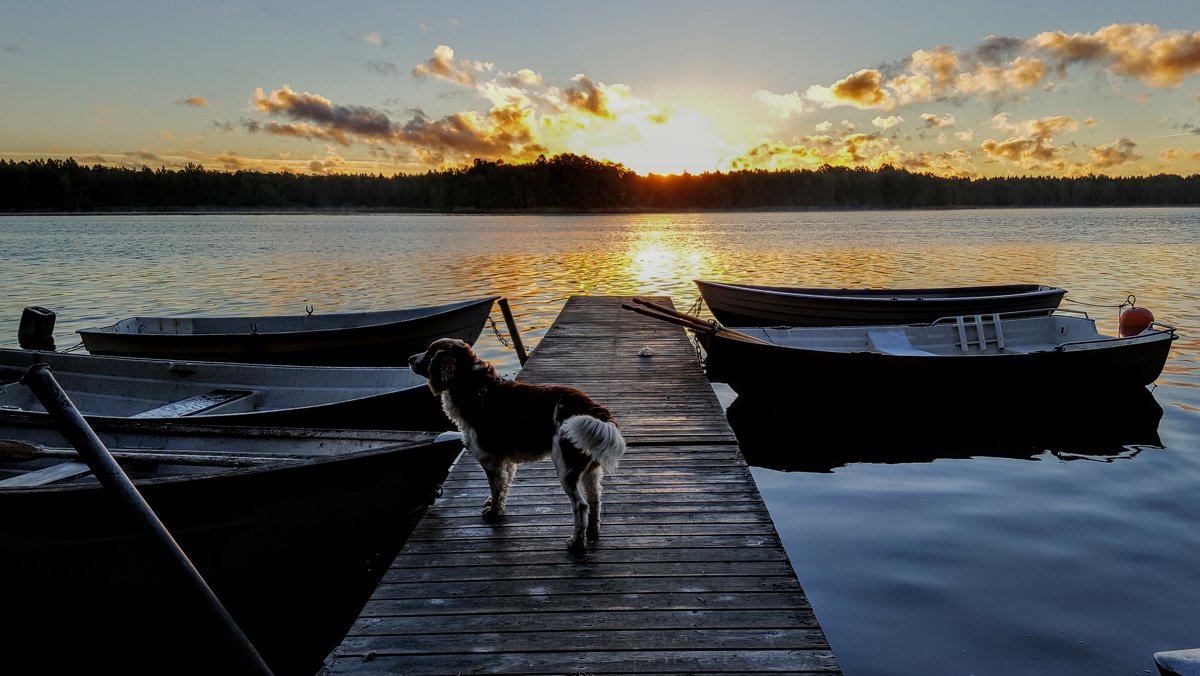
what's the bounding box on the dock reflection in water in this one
[727,386,1164,473]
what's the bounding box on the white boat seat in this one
[0,461,91,487]
[867,330,935,356]
[954,314,1006,352]
[131,389,253,418]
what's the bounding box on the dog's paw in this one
[638,346,655,357]
[481,504,505,522]
[566,537,587,554]
[586,526,600,541]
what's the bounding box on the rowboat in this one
[0,347,450,430]
[726,385,1163,473]
[700,311,1176,397]
[77,296,499,366]
[695,280,1066,327]
[1,424,463,674]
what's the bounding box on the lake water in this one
[2,209,1198,675]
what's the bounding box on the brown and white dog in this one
[409,338,626,552]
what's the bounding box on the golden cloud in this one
[807,69,892,110]
[921,112,956,128]
[1087,137,1140,169]
[872,115,904,130]
[1162,148,1200,162]
[1031,23,1200,87]
[175,96,208,108]
[560,75,615,119]
[411,45,494,87]
[754,90,810,119]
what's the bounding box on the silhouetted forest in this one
[3,155,1199,212]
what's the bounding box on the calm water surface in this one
[2,209,1198,675]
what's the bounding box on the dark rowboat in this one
[77,296,499,366]
[726,386,1164,473]
[701,312,1176,397]
[695,280,1066,327]
[0,347,450,430]
[0,424,463,674]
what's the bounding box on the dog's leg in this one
[493,460,517,516]
[562,468,588,553]
[479,457,506,522]
[553,432,590,553]
[583,462,604,540]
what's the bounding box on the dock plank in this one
[326,296,839,674]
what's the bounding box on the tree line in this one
[3,154,1199,212]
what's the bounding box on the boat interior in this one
[749,312,1144,356]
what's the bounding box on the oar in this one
[19,364,275,676]
[626,298,772,345]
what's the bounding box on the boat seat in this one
[867,330,935,356]
[0,461,91,487]
[954,314,1006,353]
[131,389,253,418]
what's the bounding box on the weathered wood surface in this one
[326,296,839,675]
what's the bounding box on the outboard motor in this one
[18,306,57,351]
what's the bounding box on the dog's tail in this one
[561,415,626,472]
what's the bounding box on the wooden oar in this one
[626,298,772,345]
[19,363,275,676]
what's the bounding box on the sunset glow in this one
[2,3,1198,179]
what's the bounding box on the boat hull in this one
[703,324,1175,398]
[1,435,463,675]
[78,296,498,366]
[0,348,452,431]
[696,280,1066,327]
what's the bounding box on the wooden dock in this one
[325,296,840,675]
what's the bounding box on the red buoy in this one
[1119,306,1154,337]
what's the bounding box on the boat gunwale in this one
[1,436,462,496]
[77,296,500,338]
[696,279,1066,303]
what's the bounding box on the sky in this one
[2,1,1199,178]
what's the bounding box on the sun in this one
[569,108,733,176]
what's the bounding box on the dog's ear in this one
[427,348,457,394]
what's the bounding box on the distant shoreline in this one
[5,204,1200,216]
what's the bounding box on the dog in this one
[409,338,626,552]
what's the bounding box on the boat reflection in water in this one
[727,386,1164,473]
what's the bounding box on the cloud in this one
[806,69,892,109]
[980,113,1082,169]
[921,112,956,128]
[366,60,400,76]
[176,96,208,108]
[243,82,549,167]
[728,132,895,171]
[872,115,904,130]
[363,32,386,47]
[1087,137,1140,169]
[124,149,161,162]
[754,90,810,118]
[411,45,493,87]
[1161,148,1200,162]
[561,74,615,118]
[954,56,1047,95]
[2,44,23,55]
[251,86,396,142]
[502,69,545,87]
[1030,23,1200,87]
[784,23,1200,116]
